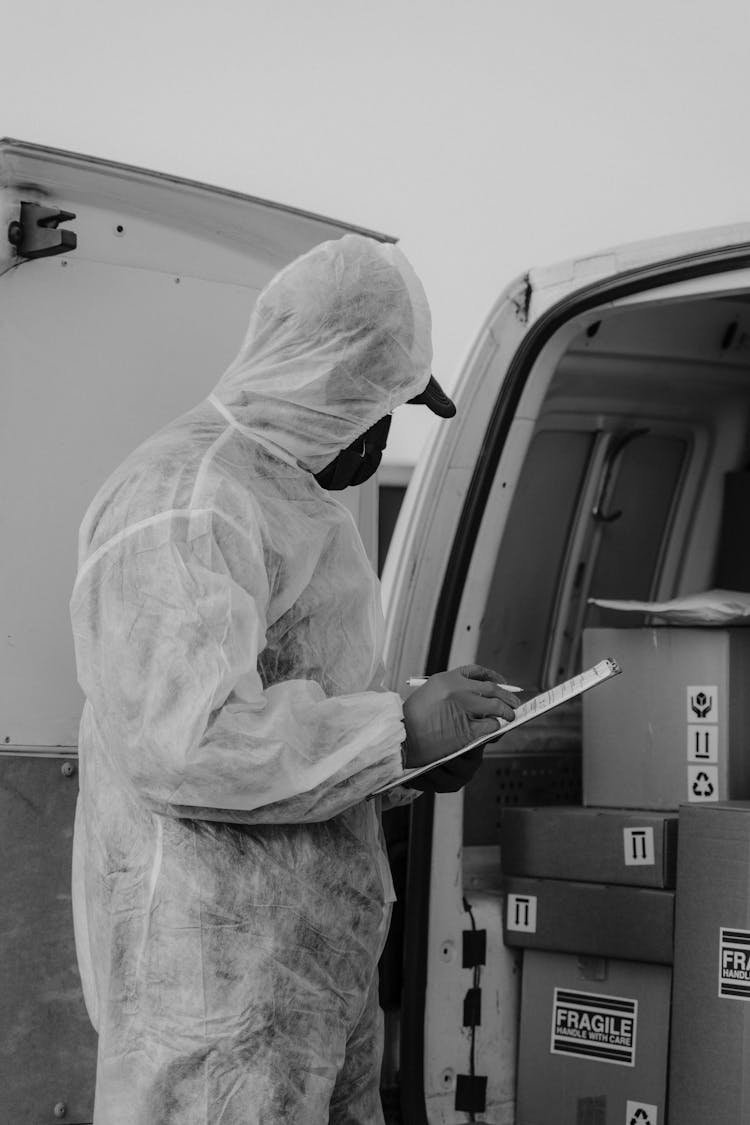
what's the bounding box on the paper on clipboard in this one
[372,657,622,797]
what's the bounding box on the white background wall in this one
[3,0,749,465]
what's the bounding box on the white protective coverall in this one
[70,234,431,1124]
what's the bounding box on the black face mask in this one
[313,415,392,491]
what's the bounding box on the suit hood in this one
[211,234,433,472]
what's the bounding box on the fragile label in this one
[687,724,718,763]
[719,927,750,999]
[623,827,655,866]
[551,988,637,1066]
[626,1101,658,1124]
[506,893,537,932]
[687,764,718,802]
[687,685,718,722]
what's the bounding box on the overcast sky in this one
[4,0,750,464]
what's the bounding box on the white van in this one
[3,138,750,1123]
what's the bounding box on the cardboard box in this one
[669,801,750,1123]
[517,950,671,1125]
[500,805,678,888]
[503,876,674,964]
[583,626,750,809]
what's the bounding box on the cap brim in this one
[407,374,456,418]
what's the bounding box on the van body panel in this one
[0,137,394,276]
[0,139,384,752]
[529,221,750,310]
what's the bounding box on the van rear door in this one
[381,224,750,1124]
[0,138,390,1123]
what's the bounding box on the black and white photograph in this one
[2,3,750,1122]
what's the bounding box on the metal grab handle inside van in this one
[591,427,650,522]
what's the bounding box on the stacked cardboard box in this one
[501,805,676,1124]
[668,801,750,1123]
[582,627,750,809]
[503,626,750,1122]
[501,805,678,887]
[517,951,671,1125]
[502,806,677,965]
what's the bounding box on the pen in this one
[405,676,523,691]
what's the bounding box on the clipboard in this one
[372,657,622,797]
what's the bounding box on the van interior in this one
[463,285,750,832]
[469,285,750,835]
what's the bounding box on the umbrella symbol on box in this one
[690,690,713,718]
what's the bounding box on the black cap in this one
[407,374,456,418]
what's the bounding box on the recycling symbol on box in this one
[626,1101,657,1125]
[692,770,715,798]
[687,764,719,803]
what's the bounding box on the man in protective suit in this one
[70,234,517,1124]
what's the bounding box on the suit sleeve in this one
[70,514,407,823]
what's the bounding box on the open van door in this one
[381,224,750,1123]
[0,139,389,1122]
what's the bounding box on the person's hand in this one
[401,665,519,792]
[408,744,486,794]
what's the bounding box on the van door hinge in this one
[8,201,77,260]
